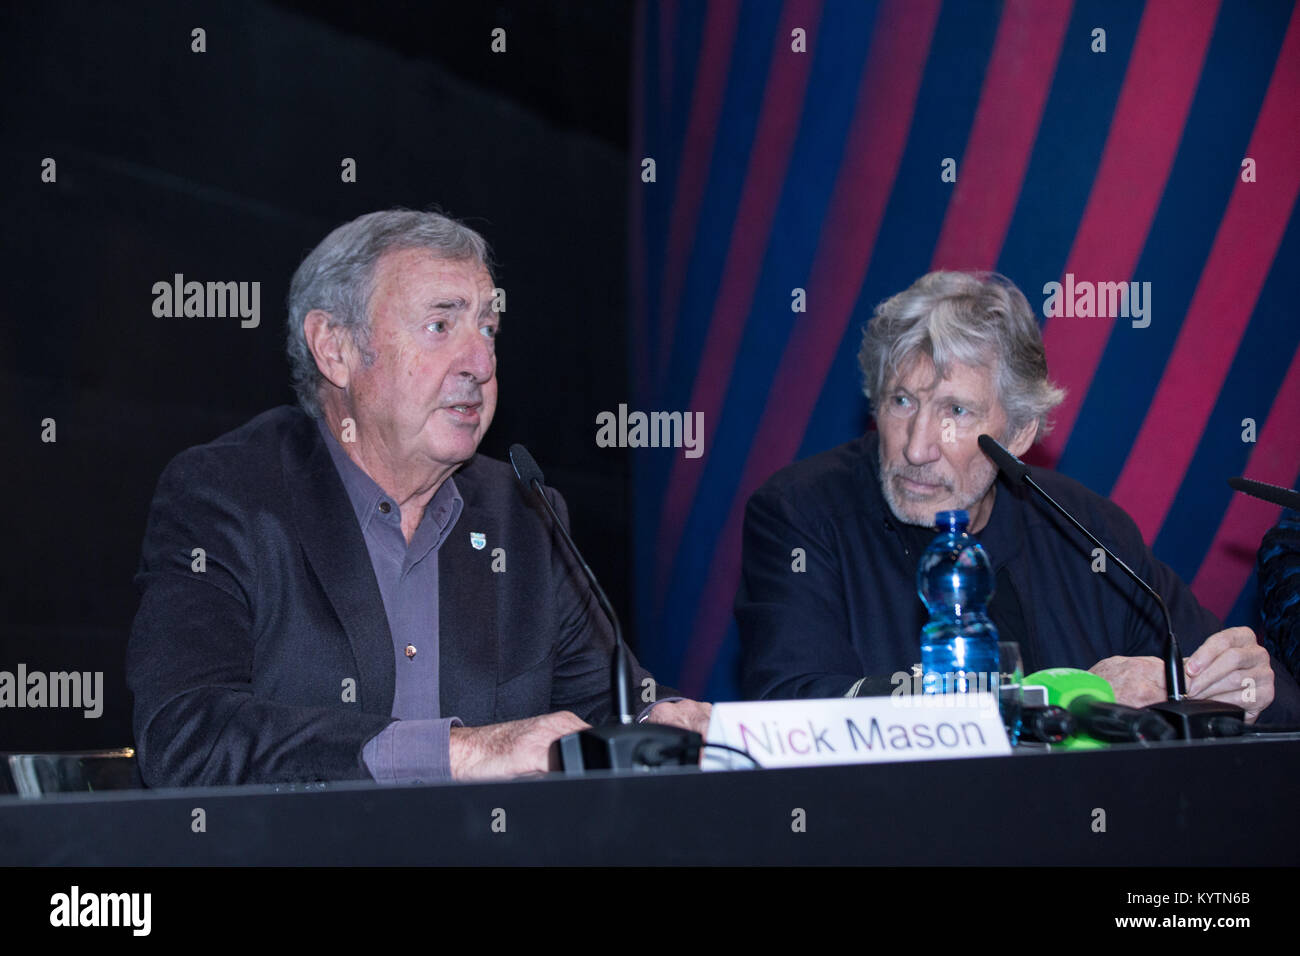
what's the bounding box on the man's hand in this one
[643,699,713,737]
[449,711,590,780]
[1186,626,1274,723]
[1089,626,1275,723]
[1088,656,1168,708]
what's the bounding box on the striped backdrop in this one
[629,0,1300,701]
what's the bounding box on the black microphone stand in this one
[509,445,703,773]
[978,435,1243,739]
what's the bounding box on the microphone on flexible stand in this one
[1227,476,1300,511]
[1024,668,1174,746]
[977,434,1243,740]
[508,444,702,773]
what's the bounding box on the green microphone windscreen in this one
[1022,668,1116,749]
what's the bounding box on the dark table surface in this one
[3,734,1297,865]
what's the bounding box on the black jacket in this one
[736,433,1300,723]
[1258,508,1300,684]
[127,406,656,787]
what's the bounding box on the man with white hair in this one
[736,271,1300,723]
[128,208,709,787]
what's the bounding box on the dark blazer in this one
[127,406,657,787]
[736,433,1300,723]
[1258,508,1300,684]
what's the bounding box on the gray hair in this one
[858,271,1065,438]
[286,208,492,418]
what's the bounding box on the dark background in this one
[0,0,636,750]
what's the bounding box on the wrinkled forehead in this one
[888,350,999,401]
[374,247,491,289]
[368,248,495,319]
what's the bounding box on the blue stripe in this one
[995,0,1143,306]
[644,0,884,684]
[1062,0,1291,507]
[800,0,1003,463]
[631,0,1300,696]
[1153,207,1300,583]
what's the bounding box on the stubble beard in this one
[877,444,997,529]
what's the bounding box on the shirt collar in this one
[315,415,463,541]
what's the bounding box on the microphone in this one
[1017,705,1076,744]
[509,443,631,723]
[1227,476,1300,511]
[979,434,1244,739]
[1025,668,1175,745]
[508,443,702,774]
[978,435,1184,695]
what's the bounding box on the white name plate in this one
[702,693,1011,771]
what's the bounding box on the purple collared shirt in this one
[317,417,463,784]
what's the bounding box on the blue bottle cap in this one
[934,510,969,532]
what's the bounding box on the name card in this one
[702,693,1010,771]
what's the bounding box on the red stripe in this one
[1191,351,1300,619]
[930,0,1073,271]
[1037,0,1220,465]
[652,0,823,609]
[654,0,741,387]
[1111,5,1300,541]
[679,0,942,695]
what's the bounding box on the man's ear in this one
[1006,418,1039,458]
[303,310,351,391]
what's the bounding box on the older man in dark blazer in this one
[128,209,709,788]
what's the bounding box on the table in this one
[3,735,1297,865]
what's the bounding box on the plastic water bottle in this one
[918,510,1000,696]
